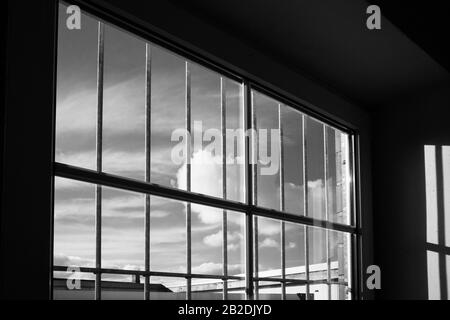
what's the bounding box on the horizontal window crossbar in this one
[53,265,244,281]
[54,162,357,234]
[426,243,450,255]
[53,265,348,287]
[254,277,349,286]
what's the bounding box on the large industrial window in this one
[53,2,358,300]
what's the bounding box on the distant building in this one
[53,261,350,300]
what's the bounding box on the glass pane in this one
[55,4,98,169]
[101,187,145,270]
[256,281,282,300]
[192,279,223,300]
[331,283,351,300]
[101,273,144,300]
[253,91,280,210]
[227,279,246,300]
[310,283,329,300]
[227,211,246,277]
[190,63,221,198]
[102,24,146,180]
[282,106,304,215]
[150,46,186,189]
[443,146,450,247]
[306,117,326,220]
[191,204,223,275]
[225,79,245,203]
[329,231,351,287]
[285,223,306,280]
[53,270,95,300]
[326,127,351,225]
[255,217,281,278]
[191,205,245,277]
[54,177,95,268]
[150,277,187,300]
[308,227,327,283]
[150,196,186,273]
[286,283,307,300]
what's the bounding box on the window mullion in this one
[349,134,360,300]
[185,61,192,300]
[302,115,310,300]
[323,126,332,299]
[251,88,259,300]
[144,43,152,301]
[221,77,228,300]
[245,83,255,300]
[95,21,105,301]
[278,104,286,300]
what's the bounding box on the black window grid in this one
[52,9,361,300]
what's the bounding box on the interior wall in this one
[372,81,450,299]
[1,0,57,299]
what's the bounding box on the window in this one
[53,2,357,300]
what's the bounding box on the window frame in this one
[50,0,362,300]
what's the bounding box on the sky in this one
[54,4,351,286]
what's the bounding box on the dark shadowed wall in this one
[372,81,450,299]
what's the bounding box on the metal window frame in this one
[52,0,363,301]
[94,20,105,301]
[144,42,152,301]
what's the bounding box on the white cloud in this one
[53,253,94,268]
[192,262,242,275]
[56,88,97,133]
[192,262,223,274]
[55,150,145,177]
[54,250,144,271]
[257,219,280,236]
[308,179,325,219]
[228,264,244,274]
[308,179,323,189]
[176,149,223,199]
[150,226,186,245]
[56,78,146,134]
[203,231,242,248]
[177,149,244,225]
[151,210,171,218]
[203,231,222,247]
[191,204,223,225]
[260,238,278,248]
[54,192,145,219]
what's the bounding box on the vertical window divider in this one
[95,21,105,301]
[251,88,259,300]
[323,126,331,299]
[245,83,254,300]
[185,61,192,300]
[144,43,152,301]
[220,77,228,300]
[349,134,360,300]
[278,104,286,300]
[302,115,310,300]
